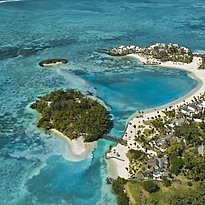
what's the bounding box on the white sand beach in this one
[107,54,205,179]
[106,144,130,179]
[51,129,96,161]
[43,62,64,67]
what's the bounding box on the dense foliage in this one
[168,183,205,205]
[174,122,204,146]
[31,89,112,142]
[198,57,205,69]
[126,149,149,177]
[169,154,184,176]
[162,178,171,187]
[167,141,185,156]
[169,122,205,180]
[150,118,165,133]
[109,43,193,64]
[112,177,129,205]
[143,180,160,193]
[124,102,205,204]
[183,150,205,181]
[127,149,148,161]
[145,44,193,63]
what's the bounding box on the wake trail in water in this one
[57,68,112,111]
[0,0,22,3]
[57,68,97,95]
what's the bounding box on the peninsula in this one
[109,43,193,63]
[107,43,205,205]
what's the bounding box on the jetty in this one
[102,135,126,145]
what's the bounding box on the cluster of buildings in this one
[180,101,205,118]
[106,44,205,182]
[146,43,191,54]
[128,151,170,181]
[106,93,205,181]
[143,155,169,181]
[145,43,193,62]
[133,97,205,181]
[108,43,193,64]
[108,45,142,56]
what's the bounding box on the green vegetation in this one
[146,44,193,63]
[169,154,184,176]
[112,177,129,205]
[109,43,193,64]
[127,182,141,204]
[150,118,165,134]
[162,110,176,118]
[125,181,205,205]
[127,149,148,177]
[167,122,205,180]
[125,181,165,205]
[167,141,185,156]
[120,98,205,204]
[31,89,112,142]
[167,182,205,205]
[174,122,204,146]
[127,149,148,161]
[159,121,205,180]
[132,107,205,183]
[143,181,160,193]
[162,178,171,187]
[183,150,205,181]
[198,57,205,69]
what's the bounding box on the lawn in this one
[126,181,189,205]
[126,182,142,205]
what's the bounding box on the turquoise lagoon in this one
[0,0,204,204]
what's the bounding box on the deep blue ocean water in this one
[0,0,204,204]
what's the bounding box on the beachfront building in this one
[108,43,193,64]
[107,90,205,182]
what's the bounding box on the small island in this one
[31,89,112,142]
[39,59,68,67]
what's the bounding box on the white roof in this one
[118,45,125,49]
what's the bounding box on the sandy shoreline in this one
[50,129,96,161]
[107,54,205,179]
[128,54,204,118]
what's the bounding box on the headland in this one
[106,43,205,179]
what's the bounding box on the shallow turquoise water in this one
[0,0,203,204]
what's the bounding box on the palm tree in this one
[133,124,137,134]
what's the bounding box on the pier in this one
[102,135,126,145]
